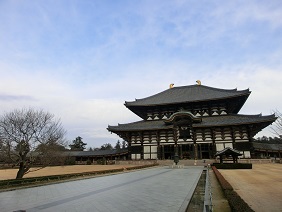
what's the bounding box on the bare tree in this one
[0,108,66,179]
[271,110,282,137]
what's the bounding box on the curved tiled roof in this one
[64,149,128,157]
[215,147,242,156]
[125,85,250,106]
[195,114,275,127]
[108,114,276,132]
[253,142,282,151]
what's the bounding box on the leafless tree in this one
[0,108,66,179]
[271,110,282,138]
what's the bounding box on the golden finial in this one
[169,83,174,88]
[196,80,201,85]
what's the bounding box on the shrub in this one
[64,157,76,165]
[213,163,252,169]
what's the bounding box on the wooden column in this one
[126,132,132,160]
[156,131,160,159]
[162,145,165,159]
[199,144,202,159]
[139,132,144,159]
[192,130,197,160]
[247,126,255,158]
[211,128,216,157]
[180,145,183,159]
[231,127,236,149]
[173,127,179,156]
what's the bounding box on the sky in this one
[0,0,282,149]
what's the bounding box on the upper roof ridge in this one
[125,84,250,106]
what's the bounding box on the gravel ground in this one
[219,163,282,212]
[0,165,139,180]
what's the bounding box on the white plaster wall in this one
[216,143,224,151]
[144,146,150,153]
[131,154,141,160]
[224,143,233,148]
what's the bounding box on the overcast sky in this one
[0,0,281,148]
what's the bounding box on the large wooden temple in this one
[108,81,276,160]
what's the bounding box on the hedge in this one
[0,164,158,189]
[213,163,252,169]
[212,166,254,212]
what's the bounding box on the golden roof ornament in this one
[196,80,201,85]
[169,83,174,88]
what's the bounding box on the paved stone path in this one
[0,166,203,212]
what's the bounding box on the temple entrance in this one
[163,145,174,159]
[201,152,210,159]
[157,145,175,159]
[198,143,213,159]
[164,153,173,159]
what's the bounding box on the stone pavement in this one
[0,166,203,212]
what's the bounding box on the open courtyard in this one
[0,165,139,180]
[0,163,281,211]
[219,163,282,212]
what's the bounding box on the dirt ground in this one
[219,164,282,212]
[0,165,138,180]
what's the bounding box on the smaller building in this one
[215,147,242,163]
[65,149,129,164]
[252,142,282,159]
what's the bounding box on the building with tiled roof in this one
[108,82,276,160]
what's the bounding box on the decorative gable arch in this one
[164,111,202,126]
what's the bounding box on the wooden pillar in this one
[199,144,202,159]
[156,131,160,159]
[173,127,179,156]
[192,130,197,160]
[211,128,216,157]
[194,144,198,160]
[180,145,183,159]
[126,132,132,160]
[139,132,144,159]
[247,126,255,158]
[209,143,213,159]
[231,127,236,149]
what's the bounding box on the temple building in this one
[107,81,276,160]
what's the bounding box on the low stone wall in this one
[157,159,216,166]
[115,160,158,165]
[120,158,277,166]
[238,159,272,163]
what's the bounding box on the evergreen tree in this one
[115,140,121,150]
[121,140,127,149]
[100,143,113,150]
[69,136,87,151]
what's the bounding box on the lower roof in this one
[253,142,282,151]
[64,149,128,157]
[215,147,243,156]
[108,114,276,132]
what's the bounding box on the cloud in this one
[0,94,36,101]
[0,0,281,146]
